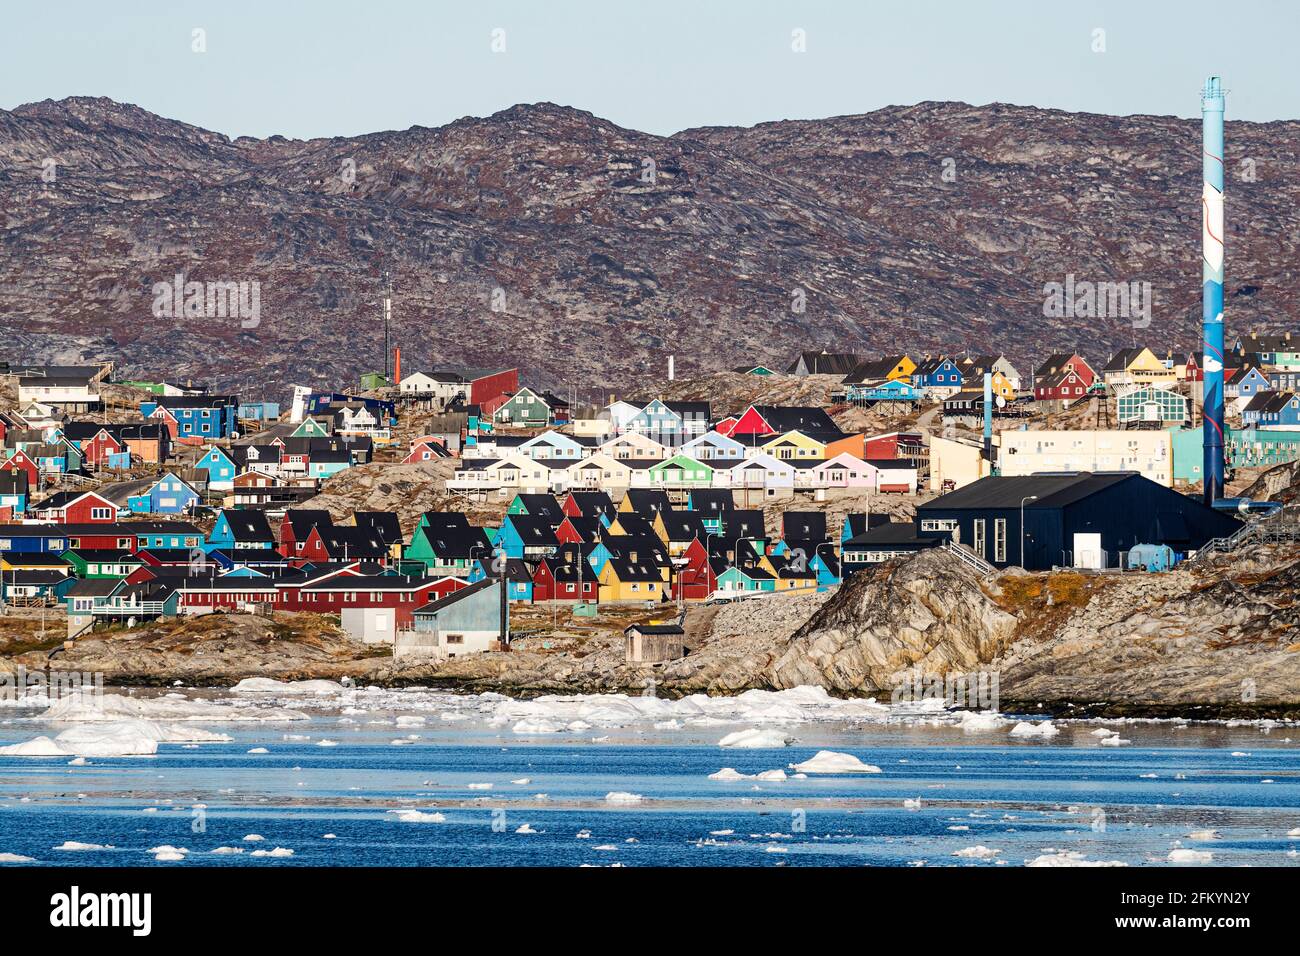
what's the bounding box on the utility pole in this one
[382,271,392,384]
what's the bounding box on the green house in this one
[493,388,552,428]
[291,417,331,438]
[648,454,714,487]
[716,564,776,593]
[60,549,143,580]
[360,372,391,391]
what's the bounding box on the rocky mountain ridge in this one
[3,96,1299,395]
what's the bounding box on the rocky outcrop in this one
[997,554,1300,714]
[768,549,1017,692]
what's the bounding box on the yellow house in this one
[597,558,665,604]
[0,554,70,573]
[1102,347,1177,387]
[761,430,827,461]
[881,355,917,381]
[980,370,1016,401]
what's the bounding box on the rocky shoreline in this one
[5,544,1299,721]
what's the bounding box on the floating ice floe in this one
[388,810,446,823]
[953,846,1001,859]
[512,718,564,735]
[249,847,294,858]
[53,841,112,852]
[718,728,792,749]
[1009,721,1059,739]
[0,853,36,863]
[1027,851,1126,867]
[231,678,345,696]
[1167,848,1212,864]
[903,798,923,810]
[956,710,1008,732]
[1099,736,1130,747]
[515,824,538,834]
[1188,829,1218,841]
[604,791,644,805]
[40,692,306,723]
[788,751,881,774]
[150,845,189,862]
[210,847,244,855]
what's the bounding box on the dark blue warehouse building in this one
[914,473,1242,571]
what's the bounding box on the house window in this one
[994,519,1007,563]
[920,519,958,532]
[445,633,464,645]
[973,519,986,559]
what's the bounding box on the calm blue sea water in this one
[1,689,1298,867]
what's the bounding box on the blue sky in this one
[2,0,1295,138]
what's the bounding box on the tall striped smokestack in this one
[1201,75,1226,505]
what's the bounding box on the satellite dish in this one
[995,395,1007,408]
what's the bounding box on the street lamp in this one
[1020,495,1039,569]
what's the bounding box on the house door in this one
[1143,401,1160,421]
[1073,533,1103,569]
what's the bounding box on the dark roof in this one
[284,509,334,538]
[788,351,862,375]
[719,510,766,539]
[565,491,615,518]
[918,473,1136,511]
[504,513,560,546]
[414,577,496,615]
[622,489,673,515]
[782,511,826,541]
[218,509,275,541]
[751,405,839,434]
[844,521,940,549]
[688,489,734,514]
[659,512,708,542]
[625,623,685,636]
[512,493,562,517]
[842,356,911,383]
[64,579,121,597]
[842,513,892,538]
[354,511,403,545]
[149,395,238,409]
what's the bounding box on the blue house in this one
[1254,392,1300,429]
[808,551,841,590]
[495,514,560,560]
[140,396,240,439]
[911,358,964,396]
[127,472,201,514]
[467,556,533,602]
[238,400,280,422]
[195,446,237,490]
[846,379,920,403]
[1227,366,1271,403]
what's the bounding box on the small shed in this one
[624,623,686,664]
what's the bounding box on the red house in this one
[468,368,519,408]
[32,490,118,523]
[146,405,180,440]
[1033,354,1096,402]
[81,429,125,467]
[1,451,39,489]
[278,510,334,560]
[532,558,598,604]
[671,538,718,602]
[290,574,465,626]
[562,491,615,522]
[863,431,925,460]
